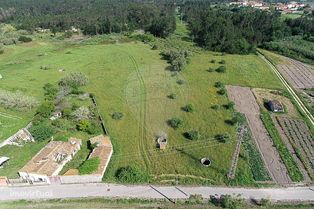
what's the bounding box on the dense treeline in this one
[0,0,176,37]
[181,2,314,54]
[182,5,287,53]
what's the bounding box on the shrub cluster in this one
[162,49,192,71]
[0,89,38,110]
[115,166,150,183]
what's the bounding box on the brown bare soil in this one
[226,85,291,184]
[277,57,314,89]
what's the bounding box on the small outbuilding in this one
[157,136,167,150]
[50,111,62,121]
[268,100,284,113]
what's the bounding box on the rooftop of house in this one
[19,138,81,176]
[89,135,113,176]
[9,128,33,141]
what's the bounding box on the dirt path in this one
[226,85,291,184]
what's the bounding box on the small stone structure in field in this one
[268,100,284,113]
[201,158,211,167]
[156,132,168,150]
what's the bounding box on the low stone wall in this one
[59,175,102,184]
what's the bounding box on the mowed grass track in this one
[0,38,283,183]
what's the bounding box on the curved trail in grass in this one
[126,51,151,171]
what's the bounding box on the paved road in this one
[0,184,314,202]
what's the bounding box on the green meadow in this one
[0,30,283,184]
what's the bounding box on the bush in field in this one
[115,166,150,183]
[219,60,226,64]
[162,49,191,71]
[186,194,204,204]
[1,38,16,45]
[0,89,38,110]
[29,123,54,141]
[112,112,124,120]
[18,36,32,43]
[86,121,100,134]
[216,66,226,73]
[43,83,58,101]
[184,130,200,140]
[215,134,230,143]
[210,59,216,63]
[215,81,224,88]
[59,72,89,88]
[217,88,226,95]
[36,101,55,118]
[167,117,183,129]
[71,106,91,121]
[224,102,235,110]
[225,113,243,126]
[168,93,176,99]
[77,119,91,132]
[182,104,194,112]
[210,195,244,209]
[79,157,100,175]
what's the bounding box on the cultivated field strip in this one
[226,85,291,184]
[277,58,314,89]
[276,116,314,177]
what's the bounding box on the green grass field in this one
[0,28,283,184]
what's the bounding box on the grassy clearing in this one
[0,27,285,184]
[260,111,303,182]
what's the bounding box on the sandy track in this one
[278,58,314,89]
[226,85,291,184]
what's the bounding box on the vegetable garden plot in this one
[275,116,314,178]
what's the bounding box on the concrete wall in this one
[18,172,50,183]
[59,175,102,184]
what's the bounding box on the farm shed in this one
[0,157,9,167]
[268,100,284,113]
[88,135,113,176]
[18,138,82,184]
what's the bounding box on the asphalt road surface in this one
[0,184,314,202]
